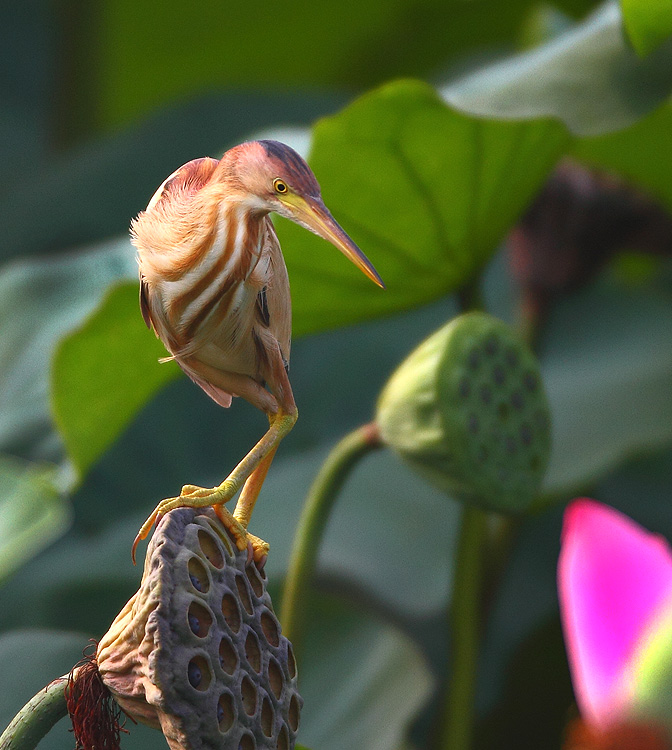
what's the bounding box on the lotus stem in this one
[280,422,382,651]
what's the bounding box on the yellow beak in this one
[288,196,385,289]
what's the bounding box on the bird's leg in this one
[132,406,297,564]
[234,441,279,529]
[132,355,296,564]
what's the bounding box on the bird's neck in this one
[215,199,269,281]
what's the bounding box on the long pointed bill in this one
[290,197,385,288]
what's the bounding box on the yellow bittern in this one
[131,140,383,562]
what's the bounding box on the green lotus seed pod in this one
[97,508,301,750]
[376,312,551,514]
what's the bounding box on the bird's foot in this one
[212,504,270,568]
[131,482,269,566]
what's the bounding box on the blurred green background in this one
[2,1,672,748]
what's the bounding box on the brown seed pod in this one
[96,508,301,750]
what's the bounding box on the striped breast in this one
[142,205,271,380]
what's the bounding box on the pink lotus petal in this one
[558,498,672,730]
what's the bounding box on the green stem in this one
[481,515,520,619]
[0,675,70,750]
[436,506,487,750]
[280,422,382,650]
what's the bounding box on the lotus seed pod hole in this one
[260,695,274,737]
[204,518,234,557]
[261,610,280,648]
[286,644,297,679]
[197,529,224,568]
[524,371,538,391]
[241,675,258,716]
[245,629,262,672]
[268,658,284,699]
[187,655,212,692]
[218,635,238,674]
[511,390,524,411]
[222,593,242,633]
[505,346,519,368]
[246,564,265,598]
[217,692,235,732]
[235,574,254,615]
[187,601,213,638]
[239,731,256,750]
[187,556,210,593]
[497,402,509,422]
[288,695,300,733]
[277,724,290,750]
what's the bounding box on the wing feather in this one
[261,222,291,368]
[139,276,154,331]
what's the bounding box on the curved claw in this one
[131,480,254,565]
[131,507,163,565]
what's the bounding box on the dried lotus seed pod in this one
[96,508,301,750]
[377,312,551,514]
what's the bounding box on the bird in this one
[130,139,384,563]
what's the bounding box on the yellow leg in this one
[212,505,269,565]
[234,443,279,529]
[132,407,297,563]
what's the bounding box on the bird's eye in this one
[273,179,288,194]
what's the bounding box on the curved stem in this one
[280,422,382,650]
[436,506,487,750]
[0,675,71,750]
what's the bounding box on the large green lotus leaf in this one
[98,0,539,129]
[0,240,136,464]
[0,457,70,585]
[622,0,672,56]
[571,101,672,210]
[279,79,567,336]
[540,272,672,496]
[52,283,180,480]
[442,1,672,136]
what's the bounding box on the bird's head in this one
[223,140,384,288]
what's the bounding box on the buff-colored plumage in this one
[131,140,383,562]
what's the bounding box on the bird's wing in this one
[177,359,233,408]
[145,157,220,212]
[260,220,292,369]
[139,276,154,331]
